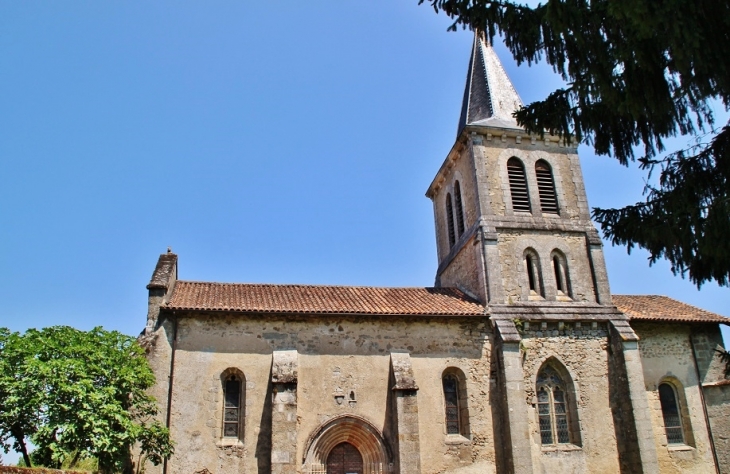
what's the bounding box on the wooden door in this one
[326,442,363,474]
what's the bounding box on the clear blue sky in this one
[1,2,727,341]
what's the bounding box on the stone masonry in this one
[137,31,730,474]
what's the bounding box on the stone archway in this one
[303,415,392,474]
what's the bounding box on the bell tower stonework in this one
[427,31,610,308]
[426,32,661,473]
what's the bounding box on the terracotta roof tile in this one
[613,295,728,324]
[166,281,486,316]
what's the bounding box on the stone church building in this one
[139,33,730,474]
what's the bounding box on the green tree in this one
[0,326,173,473]
[421,0,730,287]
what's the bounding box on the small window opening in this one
[454,181,465,236]
[659,383,685,444]
[223,375,241,438]
[535,160,559,214]
[526,255,537,292]
[446,193,456,248]
[507,158,531,213]
[525,251,543,298]
[443,374,460,434]
[551,251,571,299]
[553,256,564,293]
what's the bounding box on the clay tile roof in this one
[166,281,485,316]
[613,295,729,324]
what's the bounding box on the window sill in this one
[217,438,244,448]
[541,444,582,453]
[667,445,694,452]
[444,434,471,445]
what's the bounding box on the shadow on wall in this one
[256,362,273,474]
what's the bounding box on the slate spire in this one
[457,31,524,136]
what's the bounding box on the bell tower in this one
[426,31,612,308]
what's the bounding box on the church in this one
[139,32,730,474]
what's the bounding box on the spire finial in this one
[457,31,524,136]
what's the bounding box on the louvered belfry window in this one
[659,383,685,444]
[446,193,456,248]
[443,374,460,434]
[507,158,531,212]
[535,160,559,214]
[454,181,465,236]
[223,375,241,438]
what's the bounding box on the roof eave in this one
[161,307,486,318]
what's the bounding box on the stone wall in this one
[438,241,485,303]
[518,322,622,473]
[633,322,717,473]
[431,146,479,263]
[137,320,175,474]
[473,138,589,222]
[691,324,730,473]
[148,312,495,474]
[496,230,596,304]
[703,384,730,473]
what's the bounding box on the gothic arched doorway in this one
[303,414,392,474]
[326,442,364,474]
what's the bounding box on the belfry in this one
[139,32,730,474]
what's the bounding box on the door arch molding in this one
[303,414,392,473]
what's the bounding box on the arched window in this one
[222,372,243,439]
[443,374,460,434]
[536,364,578,445]
[442,369,470,437]
[535,160,559,214]
[524,249,544,298]
[454,181,465,236]
[551,251,571,298]
[507,157,531,213]
[446,193,456,248]
[659,383,684,444]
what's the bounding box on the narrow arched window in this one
[442,369,470,438]
[507,157,531,213]
[443,374,460,434]
[454,181,465,236]
[223,374,242,438]
[526,254,537,292]
[446,193,456,248]
[536,365,572,445]
[535,160,559,214]
[524,249,543,298]
[551,251,571,298]
[659,383,684,444]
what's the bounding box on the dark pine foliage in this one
[421,0,730,287]
[717,348,730,378]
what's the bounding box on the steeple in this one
[457,31,524,136]
[428,30,613,308]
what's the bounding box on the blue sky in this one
[0,2,727,342]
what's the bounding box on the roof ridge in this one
[176,280,462,291]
